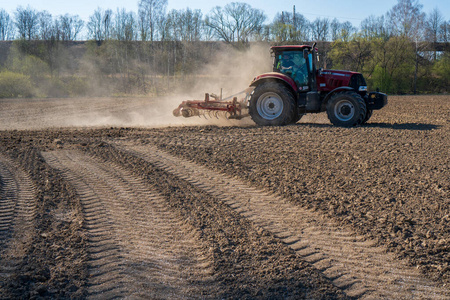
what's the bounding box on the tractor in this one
[173,43,387,127]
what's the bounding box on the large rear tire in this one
[326,91,366,127]
[249,82,296,126]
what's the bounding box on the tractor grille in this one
[328,78,343,88]
[349,74,367,90]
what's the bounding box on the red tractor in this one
[173,44,387,127]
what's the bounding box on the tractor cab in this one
[274,51,309,89]
[271,45,317,93]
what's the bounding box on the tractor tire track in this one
[0,155,37,289]
[42,150,216,299]
[116,141,449,299]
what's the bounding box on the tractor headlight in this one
[359,86,367,92]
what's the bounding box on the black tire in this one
[249,82,296,126]
[361,109,373,124]
[326,91,367,127]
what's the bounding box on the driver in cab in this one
[277,53,308,88]
[278,53,295,73]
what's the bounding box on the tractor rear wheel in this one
[249,82,296,126]
[326,91,366,127]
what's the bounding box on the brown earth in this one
[0,95,448,299]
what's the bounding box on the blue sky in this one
[2,0,449,28]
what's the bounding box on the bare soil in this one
[0,95,448,299]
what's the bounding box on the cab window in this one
[276,51,308,88]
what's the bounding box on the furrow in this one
[42,151,128,298]
[0,164,17,244]
[42,150,216,299]
[116,142,449,299]
[0,155,37,286]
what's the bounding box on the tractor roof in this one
[270,45,312,52]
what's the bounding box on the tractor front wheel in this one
[326,91,366,127]
[249,82,296,126]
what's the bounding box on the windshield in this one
[276,51,309,88]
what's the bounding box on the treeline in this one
[1,0,449,44]
[0,0,448,97]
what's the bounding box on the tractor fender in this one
[250,72,298,95]
[322,86,355,104]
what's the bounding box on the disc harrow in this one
[173,91,250,120]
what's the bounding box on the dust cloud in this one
[187,43,272,97]
[75,42,274,129]
[168,43,273,127]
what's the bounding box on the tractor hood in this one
[319,69,360,77]
[317,69,365,92]
[250,69,367,94]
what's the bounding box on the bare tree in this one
[424,8,444,61]
[205,2,266,46]
[439,21,450,42]
[164,10,179,41]
[104,10,113,40]
[113,9,137,41]
[165,8,204,41]
[87,8,113,42]
[15,6,40,40]
[330,18,356,42]
[138,0,167,41]
[387,0,425,39]
[387,0,427,94]
[271,9,310,42]
[310,18,330,41]
[87,8,102,41]
[59,14,84,41]
[205,6,231,42]
[0,9,15,40]
[270,13,290,43]
[425,9,444,42]
[361,15,389,40]
[330,19,340,41]
[340,21,356,42]
[180,8,203,41]
[330,19,356,42]
[157,13,170,41]
[39,11,55,41]
[291,6,310,41]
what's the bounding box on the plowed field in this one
[0,95,448,299]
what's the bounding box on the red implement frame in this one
[173,93,247,119]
